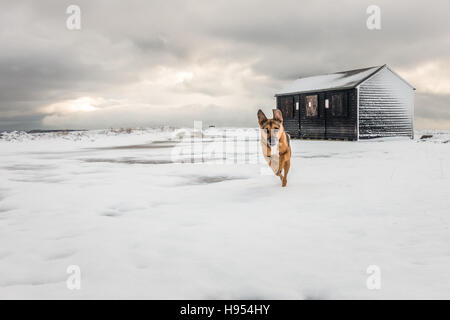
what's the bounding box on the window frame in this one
[305,95,319,118]
[279,96,295,119]
[330,92,348,118]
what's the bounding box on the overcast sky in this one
[1,0,449,131]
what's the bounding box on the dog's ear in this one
[273,109,283,122]
[257,109,267,127]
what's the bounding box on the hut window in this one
[279,96,294,119]
[305,95,318,117]
[331,93,347,117]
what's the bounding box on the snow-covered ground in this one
[0,128,449,299]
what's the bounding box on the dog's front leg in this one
[277,156,285,180]
[281,158,290,187]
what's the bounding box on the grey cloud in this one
[0,0,449,130]
[416,93,450,120]
[0,113,45,132]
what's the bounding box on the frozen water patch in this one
[83,157,175,165]
[91,142,177,150]
[0,206,14,213]
[101,203,148,217]
[3,164,56,171]
[183,175,249,185]
[101,209,123,217]
[9,176,66,184]
[81,156,229,165]
[43,249,77,261]
[296,153,337,159]
[0,276,65,288]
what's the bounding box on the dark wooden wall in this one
[299,92,325,139]
[277,95,300,137]
[277,89,358,140]
[322,89,358,140]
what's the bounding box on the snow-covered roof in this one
[275,65,383,96]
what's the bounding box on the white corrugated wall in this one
[358,66,414,139]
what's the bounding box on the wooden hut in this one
[275,65,415,140]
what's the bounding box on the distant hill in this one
[26,129,87,134]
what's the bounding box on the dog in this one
[257,109,291,187]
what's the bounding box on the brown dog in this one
[257,109,291,187]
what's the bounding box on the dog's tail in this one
[286,132,291,147]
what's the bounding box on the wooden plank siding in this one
[358,67,414,139]
[277,95,300,138]
[299,92,325,139]
[277,89,357,140]
[323,89,358,140]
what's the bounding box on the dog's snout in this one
[267,136,276,146]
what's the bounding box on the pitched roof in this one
[275,65,384,96]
